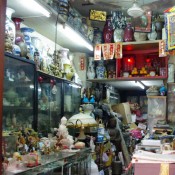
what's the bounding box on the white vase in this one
[87,57,95,79]
[6,7,16,43]
[113,28,124,42]
[148,23,157,40]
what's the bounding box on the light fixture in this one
[127,1,144,18]
[69,83,81,89]
[67,111,97,140]
[20,0,51,17]
[135,81,145,89]
[59,23,94,51]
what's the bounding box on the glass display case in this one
[3,53,36,132]
[63,81,81,119]
[37,71,62,136]
[37,72,81,136]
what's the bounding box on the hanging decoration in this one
[94,44,102,60]
[115,42,122,59]
[159,40,167,57]
[80,56,85,70]
[94,43,122,60]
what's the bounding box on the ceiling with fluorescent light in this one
[7,0,175,52]
[6,0,172,90]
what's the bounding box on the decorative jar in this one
[21,27,35,60]
[5,7,16,53]
[93,28,102,45]
[124,23,134,42]
[113,28,124,42]
[103,17,114,43]
[147,23,157,40]
[134,32,147,41]
[96,60,106,79]
[12,17,28,57]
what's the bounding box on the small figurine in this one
[82,94,89,103]
[159,85,167,96]
[89,95,95,103]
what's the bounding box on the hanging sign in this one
[159,40,167,57]
[109,43,115,60]
[94,44,102,60]
[102,43,109,60]
[80,56,85,70]
[115,42,122,59]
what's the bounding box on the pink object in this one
[134,163,175,175]
[130,129,142,139]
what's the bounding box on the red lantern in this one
[123,56,135,72]
[38,76,43,83]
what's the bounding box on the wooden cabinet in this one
[88,40,168,89]
[116,40,168,80]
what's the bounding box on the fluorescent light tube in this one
[21,0,51,17]
[59,24,94,51]
[136,81,145,89]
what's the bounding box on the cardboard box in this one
[112,102,132,124]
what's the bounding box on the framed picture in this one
[164,12,175,50]
[133,10,152,33]
[89,9,107,22]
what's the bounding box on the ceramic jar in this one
[134,32,147,41]
[12,17,28,57]
[21,27,35,60]
[103,17,114,43]
[124,23,134,42]
[5,7,16,53]
[96,60,106,79]
[113,28,124,42]
[5,7,16,43]
[148,23,157,40]
[93,28,102,45]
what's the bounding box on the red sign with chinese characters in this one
[80,56,85,70]
[94,44,102,60]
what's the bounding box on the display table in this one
[5,148,91,175]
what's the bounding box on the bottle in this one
[103,16,114,43]
[124,23,134,42]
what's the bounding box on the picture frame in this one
[89,9,107,22]
[133,10,152,33]
[164,12,175,50]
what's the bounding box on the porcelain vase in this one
[148,23,157,40]
[21,27,35,60]
[96,60,106,79]
[93,28,102,45]
[5,7,16,53]
[12,17,28,57]
[103,18,114,43]
[113,28,124,42]
[124,23,134,42]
